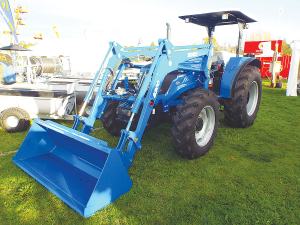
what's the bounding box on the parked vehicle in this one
[13,11,262,217]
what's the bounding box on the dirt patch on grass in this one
[0,150,18,157]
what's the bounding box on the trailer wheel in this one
[171,88,220,159]
[101,100,126,136]
[223,65,262,128]
[0,107,31,133]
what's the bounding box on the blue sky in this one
[1,0,299,47]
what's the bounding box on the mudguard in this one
[219,57,261,99]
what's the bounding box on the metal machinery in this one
[23,56,63,80]
[13,11,262,217]
[0,59,76,133]
[0,47,76,133]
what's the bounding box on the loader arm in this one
[75,39,214,169]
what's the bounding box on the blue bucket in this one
[13,119,133,218]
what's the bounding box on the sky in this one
[0,0,299,72]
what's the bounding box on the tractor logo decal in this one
[183,75,189,83]
[153,80,160,98]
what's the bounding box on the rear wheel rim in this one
[195,106,215,147]
[7,116,19,128]
[247,81,258,116]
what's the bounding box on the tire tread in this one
[171,88,220,159]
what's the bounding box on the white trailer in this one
[0,81,76,133]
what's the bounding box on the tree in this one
[18,40,37,48]
[202,37,221,51]
[281,39,292,55]
[246,30,273,41]
[203,37,217,45]
[224,43,238,54]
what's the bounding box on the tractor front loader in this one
[13,11,262,217]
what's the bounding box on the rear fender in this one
[219,57,261,99]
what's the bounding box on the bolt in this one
[139,146,142,150]
[121,152,124,155]
[79,117,83,121]
[130,159,132,162]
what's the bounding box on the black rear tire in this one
[223,65,262,128]
[101,100,126,136]
[0,107,31,133]
[171,88,220,159]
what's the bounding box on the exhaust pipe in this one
[166,23,171,41]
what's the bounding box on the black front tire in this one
[0,107,31,133]
[223,65,262,128]
[171,88,220,159]
[101,100,126,136]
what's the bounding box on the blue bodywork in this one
[0,62,16,83]
[13,39,260,217]
[219,57,261,99]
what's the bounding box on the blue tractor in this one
[13,11,262,217]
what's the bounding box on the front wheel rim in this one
[195,106,215,147]
[247,81,259,116]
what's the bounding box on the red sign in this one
[256,55,291,79]
[244,40,282,54]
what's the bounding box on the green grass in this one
[1,85,300,224]
[0,129,28,154]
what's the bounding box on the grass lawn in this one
[0,82,299,224]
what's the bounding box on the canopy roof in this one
[179,10,256,27]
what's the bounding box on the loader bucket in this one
[13,119,133,218]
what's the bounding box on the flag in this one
[53,26,59,39]
[33,32,43,40]
[0,0,18,43]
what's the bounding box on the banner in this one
[244,40,282,54]
[0,0,18,43]
[286,41,300,96]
